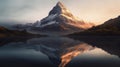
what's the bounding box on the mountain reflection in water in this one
[0,37,120,67]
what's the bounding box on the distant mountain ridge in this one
[69,15,120,35]
[0,26,39,38]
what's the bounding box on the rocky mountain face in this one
[69,16,120,35]
[29,2,94,35]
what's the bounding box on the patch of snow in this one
[33,14,58,27]
[40,21,57,27]
[44,14,58,21]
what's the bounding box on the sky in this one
[0,0,120,25]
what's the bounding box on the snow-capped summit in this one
[29,2,94,35]
[49,1,73,16]
[38,1,82,27]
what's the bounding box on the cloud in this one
[0,0,120,25]
[0,0,59,22]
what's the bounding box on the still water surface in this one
[0,37,120,67]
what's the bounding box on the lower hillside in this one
[0,26,41,38]
[69,16,120,36]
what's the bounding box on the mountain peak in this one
[56,1,65,8]
[29,2,94,35]
[49,1,69,15]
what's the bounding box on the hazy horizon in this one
[0,0,120,25]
